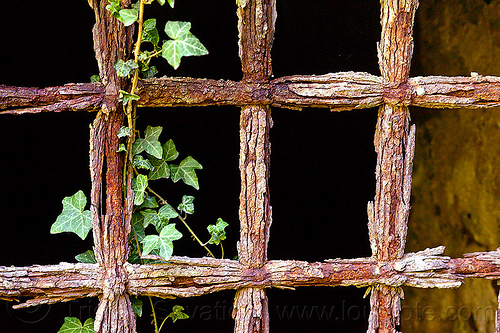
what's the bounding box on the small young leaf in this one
[167,0,174,8]
[119,8,139,26]
[114,59,138,77]
[75,250,97,264]
[156,0,166,4]
[117,126,133,138]
[117,143,127,153]
[133,155,154,170]
[207,218,229,245]
[132,126,163,159]
[106,0,121,16]
[132,175,148,206]
[148,139,179,180]
[177,195,194,215]
[119,90,140,105]
[166,305,189,323]
[130,297,143,317]
[90,75,101,83]
[57,317,94,333]
[169,156,203,189]
[141,224,182,260]
[51,190,92,240]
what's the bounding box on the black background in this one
[0,0,417,332]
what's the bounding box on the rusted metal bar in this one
[368,0,419,332]
[233,1,276,331]
[11,248,500,309]
[3,74,500,114]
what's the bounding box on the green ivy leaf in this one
[119,8,139,26]
[133,155,154,170]
[117,143,127,153]
[142,19,160,46]
[141,224,182,260]
[170,156,203,189]
[141,208,160,229]
[106,0,121,17]
[130,297,143,317]
[119,90,140,105]
[158,204,179,221]
[166,305,189,323]
[57,317,94,333]
[114,59,138,77]
[177,195,194,215]
[90,75,101,83]
[137,196,159,210]
[51,191,92,240]
[132,175,148,206]
[117,126,133,138]
[148,139,179,180]
[75,250,97,264]
[132,126,163,159]
[130,212,146,243]
[141,65,158,79]
[207,218,229,245]
[161,21,208,69]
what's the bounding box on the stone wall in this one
[402,0,500,332]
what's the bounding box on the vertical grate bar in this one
[89,0,136,332]
[233,1,276,332]
[367,1,419,332]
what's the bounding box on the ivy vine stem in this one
[145,182,216,258]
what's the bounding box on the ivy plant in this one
[49,0,227,332]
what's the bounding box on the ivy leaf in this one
[57,317,94,333]
[141,224,182,260]
[141,209,160,229]
[142,18,159,46]
[132,175,148,206]
[130,297,143,317]
[118,8,139,26]
[141,65,158,79]
[170,156,203,189]
[207,218,229,245]
[130,212,146,243]
[90,75,101,83]
[117,126,133,138]
[114,59,138,77]
[158,204,179,221]
[117,143,127,153]
[133,155,154,170]
[119,90,140,104]
[166,305,189,323]
[177,195,194,215]
[132,126,163,159]
[161,21,208,69]
[148,139,179,180]
[51,191,92,240]
[137,196,158,210]
[75,250,97,264]
[154,204,179,232]
[106,0,121,17]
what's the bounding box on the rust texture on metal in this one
[4,74,500,114]
[3,0,500,332]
